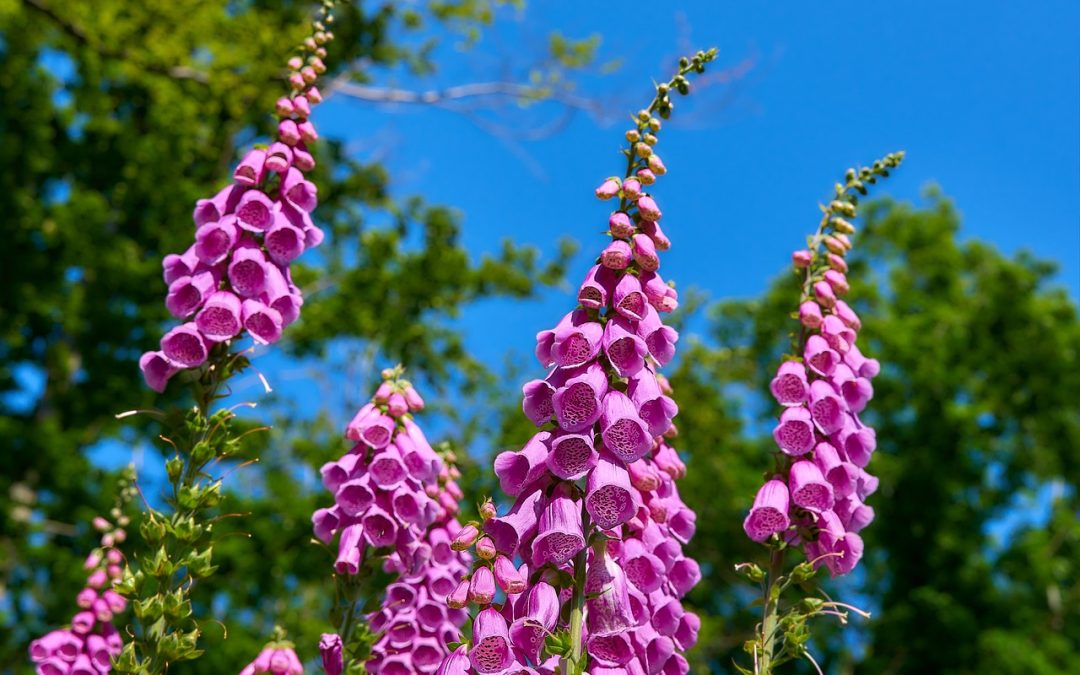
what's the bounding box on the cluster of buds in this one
[30,469,137,674]
[743,153,904,575]
[239,628,303,675]
[313,369,470,674]
[138,1,337,392]
[437,51,716,675]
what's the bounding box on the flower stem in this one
[759,548,786,674]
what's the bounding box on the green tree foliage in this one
[670,190,1079,673]
[0,0,574,668]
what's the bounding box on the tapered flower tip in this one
[799,300,824,328]
[160,322,208,368]
[139,350,179,392]
[578,264,616,310]
[319,634,343,675]
[469,565,497,605]
[637,195,662,221]
[240,299,283,346]
[435,645,471,675]
[521,378,555,427]
[494,432,550,496]
[772,406,815,456]
[485,488,543,555]
[743,479,791,542]
[547,431,598,480]
[641,219,671,251]
[603,316,647,378]
[613,272,648,321]
[195,291,242,343]
[600,390,653,463]
[770,360,809,406]
[789,460,834,513]
[470,608,514,673]
[532,486,586,567]
[553,362,608,432]
[586,451,639,530]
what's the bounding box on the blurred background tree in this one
[2,1,1077,673]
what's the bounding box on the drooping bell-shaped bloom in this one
[743,479,791,542]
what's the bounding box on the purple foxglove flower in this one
[621,177,642,200]
[509,581,559,662]
[282,167,318,212]
[163,246,199,285]
[369,443,407,488]
[838,422,876,467]
[792,249,813,268]
[335,523,365,574]
[810,510,863,576]
[298,120,318,144]
[292,143,315,171]
[609,211,635,238]
[645,633,675,674]
[241,299,284,345]
[86,634,112,670]
[546,430,598,480]
[652,598,684,636]
[361,505,397,548]
[600,389,653,462]
[586,450,639,530]
[833,299,862,330]
[469,565,496,605]
[601,239,633,269]
[278,119,301,145]
[641,219,671,251]
[437,645,471,675]
[824,269,849,295]
[809,379,845,434]
[447,578,470,609]
[812,441,857,498]
[638,270,669,308]
[494,431,550,495]
[535,311,575,366]
[814,279,837,308]
[834,495,875,532]
[319,634,343,675]
[613,272,648,321]
[668,557,702,598]
[673,612,700,652]
[386,392,408,417]
[71,610,95,635]
[485,488,543,555]
[743,479,791,542]
[770,360,809,407]
[589,633,634,667]
[585,548,635,636]
[856,467,879,500]
[193,184,241,227]
[139,350,180,393]
[578,264,616,310]
[632,233,660,272]
[637,195,662,221]
[595,178,620,200]
[262,262,302,326]
[311,507,340,544]
[233,149,267,186]
[627,370,679,438]
[160,322,208,368]
[292,95,312,117]
[195,291,242,342]
[234,190,278,233]
[799,300,823,328]
[335,476,374,517]
[629,458,661,492]
[522,378,555,426]
[469,608,514,673]
[621,539,665,593]
[637,305,679,366]
[603,315,647,377]
[264,218,306,266]
[531,485,585,567]
[265,142,293,173]
[552,317,603,369]
[804,334,839,376]
[668,506,697,544]
[552,362,608,432]
[76,588,96,608]
[772,406,815,456]
[346,409,394,448]
[166,269,219,319]
[841,375,874,413]
[493,555,525,594]
[194,217,239,265]
[821,314,856,354]
[227,241,270,297]
[788,460,834,512]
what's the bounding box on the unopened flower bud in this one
[601,240,632,269]
[309,57,327,74]
[799,301,823,328]
[609,212,635,238]
[92,517,110,532]
[469,566,496,605]
[827,252,848,272]
[447,579,470,609]
[306,86,324,104]
[836,233,853,249]
[387,392,408,417]
[374,382,392,403]
[287,57,303,71]
[813,280,837,308]
[403,384,424,410]
[832,217,855,234]
[647,154,667,175]
[792,250,813,268]
[451,524,480,551]
[288,72,305,90]
[292,96,312,118]
[476,536,496,560]
[275,97,295,117]
[625,129,641,143]
[824,269,849,295]
[635,142,653,158]
[595,178,620,200]
[479,498,497,521]
[278,119,301,146]
[636,168,656,185]
[621,178,642,200]
[301,66,318,84]
[823,236,846,256]
[493,555,525,594]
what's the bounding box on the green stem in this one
[759,548,786,674]
[563,542,588,675]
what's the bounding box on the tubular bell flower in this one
[438,50,719,675]
[316,367,469,674]
[137,14,335,393]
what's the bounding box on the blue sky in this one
[313,0,1079,376]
